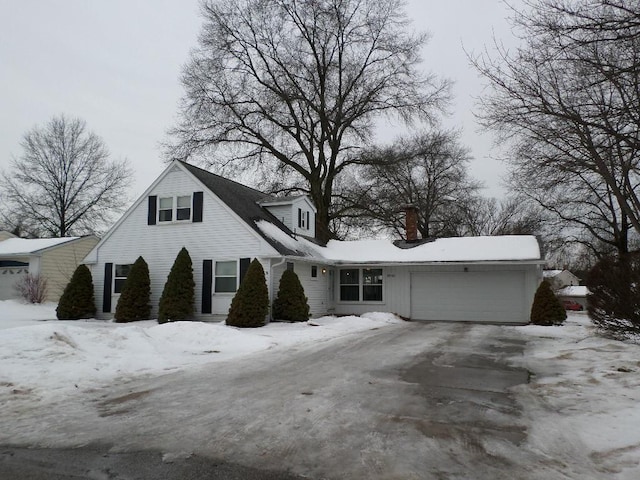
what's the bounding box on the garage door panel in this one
[410,271,526,323]
[0,267,27,301]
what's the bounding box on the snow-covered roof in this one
[0,237,81,256]
[557,286,590,297]
[543,269,563,278]
[256,220,541,263]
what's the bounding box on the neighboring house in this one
[542,269,581,291]
[557,285,590,310]
[0,233,99,302]
[84,161,544,325]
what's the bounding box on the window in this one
[340,269,360,301]
[114,264,132,294]
[215,261,237,293]
[311,265,318,278]
[339,268,383,302]
[297,208,310,230]
[176,195,191,220]
[158,195,191,222]
[362,268,383,301]
[159,197,173,222]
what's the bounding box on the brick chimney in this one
[403,204,418,242]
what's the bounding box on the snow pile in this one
[509,313,640,477]
[0,301,403,404]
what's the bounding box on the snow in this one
[0,236,80,255]
[0,300,403,404]
[508,313,640,477]
[542,269,562,278]
[557,285,590,297]
[2,302,639,477]
[256,220,541,262]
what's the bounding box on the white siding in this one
[264,205,292,231]
[270,260,332,319]
[90,166,277,320]
[333,263,540,322]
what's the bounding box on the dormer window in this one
[298,208,310,230]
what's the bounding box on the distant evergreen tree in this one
[530,280,566,326]
[158,247,195,323]
[226,259,268,328]
[56,264,96,320]
[114,256,151,323]
[272,269,310,322]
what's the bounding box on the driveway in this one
[0,321,577,479]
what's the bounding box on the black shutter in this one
[306,211,310,230]
[193,191,203,223]
[202,260,212,314]
[148,196,157,225]
[239,257,251,285]
[103,263,113,312]
[298,208,302,228]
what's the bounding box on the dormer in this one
[260,195,317,239]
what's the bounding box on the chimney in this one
[403,204,418,242]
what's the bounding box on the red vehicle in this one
[562,299,583,311]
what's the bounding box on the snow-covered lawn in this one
[0,300,402,403]
[1,301,639,477]
[510,313,640,478]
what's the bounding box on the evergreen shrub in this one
[530,280,566,326]
[272,269,310,322]
[226,259,268,328]
[114,256,151,323]
[56,264,96,320]
[158,247,195,323]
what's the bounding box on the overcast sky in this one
[0,0,522,202]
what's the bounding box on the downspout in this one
[269,257,287,321]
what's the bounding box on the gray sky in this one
[0,0,521,202]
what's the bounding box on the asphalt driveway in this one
[0,321,576,479]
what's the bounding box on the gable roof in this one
[179,161,307,256]
[0,237,82,256]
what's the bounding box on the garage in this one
[410,270,528,324]
[0,264,28,301]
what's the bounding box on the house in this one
[556,285,590,310]
[542,269,580,292]
[0,233,99,302]
[84,161,544,324]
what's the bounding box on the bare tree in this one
[335,130,479,239]
[0,115,132,237]
[473,0,640,256]
[167,0,449,242]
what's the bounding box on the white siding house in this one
[86,161,544,324]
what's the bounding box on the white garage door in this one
[410,271,526,323]
[0,267,27,300]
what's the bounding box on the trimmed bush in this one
[272,269,310,322]
[226,259,268,328]
[56,264,96,320]
[530,280,566,326]
[114,256,151,323]
[587,252,640,336]
[158,247,195,324]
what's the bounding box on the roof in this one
[0,237,81,256]
[543,269,562,278]
[557,286,590,297]
[179,161,304,256]
[256,221,542,263]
